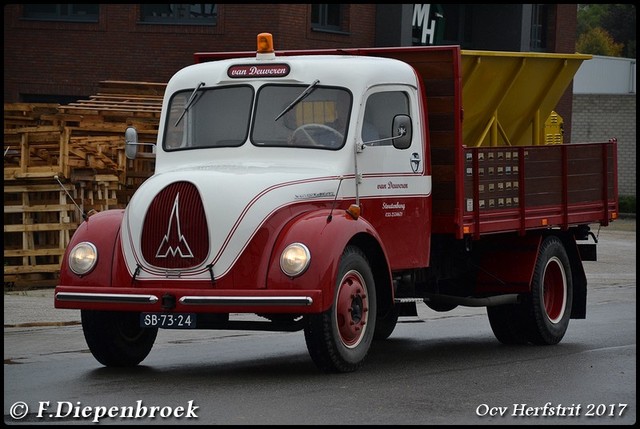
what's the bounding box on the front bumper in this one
[54,286,323,314]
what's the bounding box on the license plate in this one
[140,313,197,329]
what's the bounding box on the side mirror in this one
[392,115,412,150]
[125,127,139,160]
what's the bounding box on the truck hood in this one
[121,163,342,280]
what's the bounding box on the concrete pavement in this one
[3,288,80,328]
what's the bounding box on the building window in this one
[22,4,99,22]
[311,4,343,32]
[530,4,547,51]
[141,4,217,25]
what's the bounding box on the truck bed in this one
[422,47,616,238]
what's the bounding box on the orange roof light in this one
[257,33,275,60]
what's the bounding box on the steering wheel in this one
[290,124,344,147]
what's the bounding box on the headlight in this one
[69,242,98,275]
[280,243,311,277]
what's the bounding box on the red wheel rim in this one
[335,270,369,348]
[542,257,567,323]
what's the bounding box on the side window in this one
[361,91,410,145]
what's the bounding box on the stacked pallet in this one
[4,81,165,288]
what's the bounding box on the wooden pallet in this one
[3,103,59,129]
[4,181,78,287]
[4,81,164,286]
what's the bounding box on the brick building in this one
[572,56,637,198]
[4,4,579,134]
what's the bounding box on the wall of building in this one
[5,4,579,104]
[3,4,376,102]
[571,94,636,197]
[572,55,636,198]
[573,56,636,95]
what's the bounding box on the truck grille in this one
[140,181,209,269]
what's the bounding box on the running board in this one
[395,294,522,307]
[423,293,522,307]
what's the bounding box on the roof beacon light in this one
[257,33,275,60]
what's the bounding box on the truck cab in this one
[133,48,430,282]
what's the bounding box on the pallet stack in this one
[4,81,165,288]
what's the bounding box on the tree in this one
[577,4,635,58]
[577,27,623,56]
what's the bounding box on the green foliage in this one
[619,195,636,214]
[577,27,624,56]
[600,4,636,58]
[577,4,636,58]
[577,4,609,35]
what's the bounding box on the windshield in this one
[164,84,351,151]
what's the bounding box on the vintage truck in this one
[55,33,618,373]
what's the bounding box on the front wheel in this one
[304,246,377,373]
[81,310,158,367]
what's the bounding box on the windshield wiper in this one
[174,81,205,127]
[274,79,320,121]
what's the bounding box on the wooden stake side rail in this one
[458,140,618,238]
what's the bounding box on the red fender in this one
[266,208,392,312]
[58,210,124,288]
[474,234,541,294]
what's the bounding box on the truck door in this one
[355,86,430,269]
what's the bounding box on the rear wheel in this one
[487,235,572,345]
[81,310,158,367]
[487,304,529,345]
[304,246,377,372]
[525,235,573,345]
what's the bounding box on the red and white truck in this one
[55,33,618,373]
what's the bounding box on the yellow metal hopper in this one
[460,50,591,147]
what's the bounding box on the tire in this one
[373,304,399,341]
[487,304,529,345]
[487,235,572,346]
[304,246,377,373]
[524,235,573,345]
[81,310,158,367]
